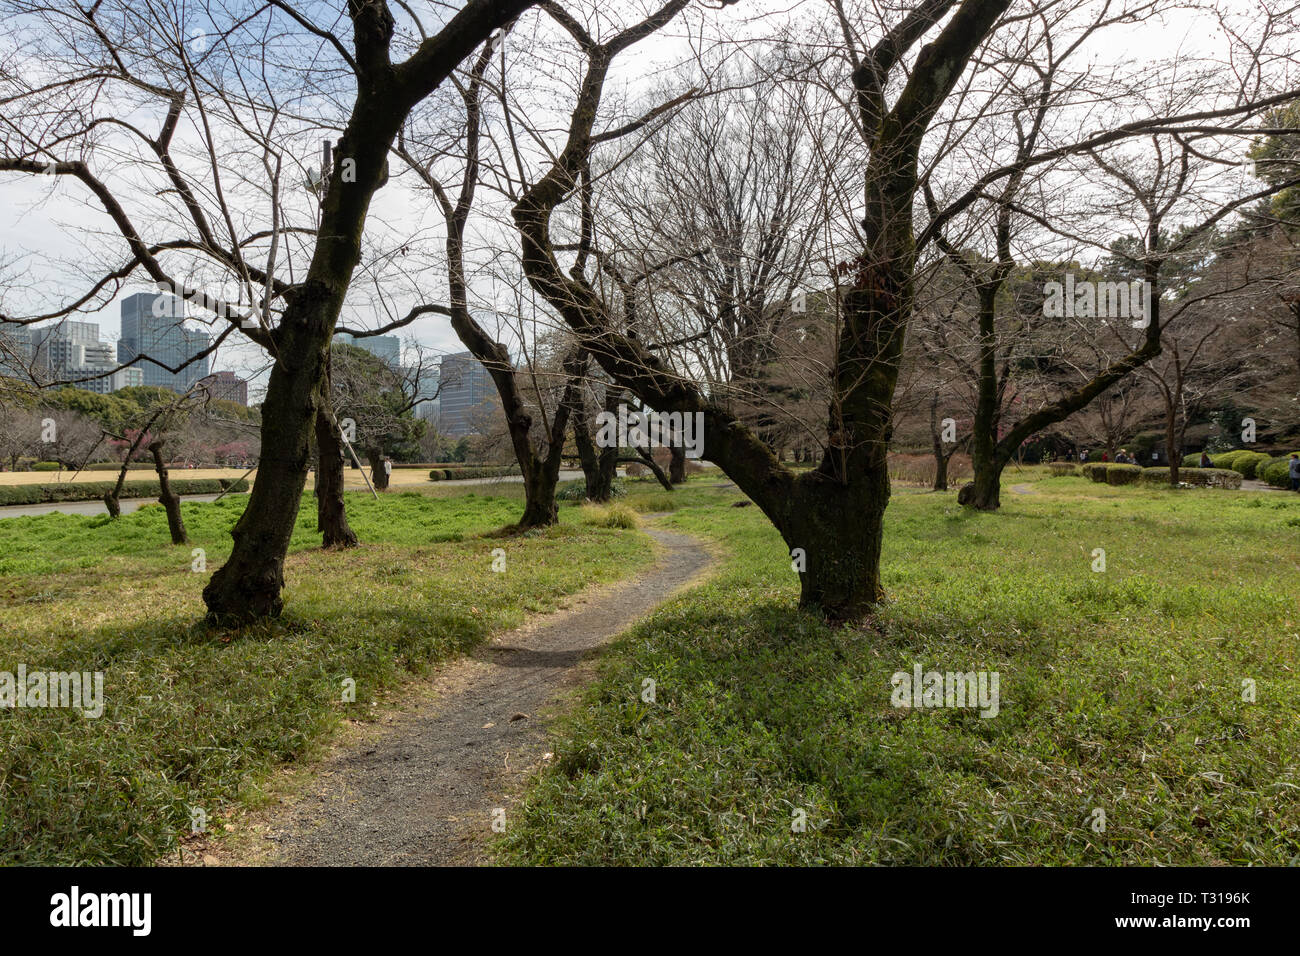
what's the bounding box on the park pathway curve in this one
[220,525,712,867]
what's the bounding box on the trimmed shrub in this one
[1047,462,1077,476]
[0,477,246,507]
[1138,467,1242,489]
[1181,453,1200,468]
[32,461,62,471]
[1082,463,1109,482]
[1211,450,1251,470]
[1229,451,1271,479]
[1257,456,1298,489]
[1106,464,1143,485]
[426,465,520,481]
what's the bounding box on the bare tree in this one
[0,0,539,622]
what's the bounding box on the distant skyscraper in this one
[334,331,401,368]
[118,291,211,392]
[438,351,498,437]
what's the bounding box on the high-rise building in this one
[199,370,249,406]
[73,366,144,394]
[438,351,498,437]
[334,331,401,368]
[410,364,440,422]
[118,292,211,392]
[0,324,36,378]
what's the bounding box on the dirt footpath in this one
[218,526,711,867]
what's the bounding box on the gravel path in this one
[218,526,711,867]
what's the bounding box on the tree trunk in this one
[1165,403,1180,487]
[315,401,358,548]
[669,443,687,484]
[148,439,188,545]
[933,451,950,492]
[960,451,1005,510]
[572,382,619,502]
[786,450,890,621]
[202,320,325,622]
[198,0,536,624]
[929,395,951,491]
[366,446,390,491]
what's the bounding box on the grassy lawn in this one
[0,483,653,865]
[502,471,1300,865]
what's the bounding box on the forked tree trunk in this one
[315,401,358,548]
[201,0,536,625]
[511,0,1014,622]
[148,439,188,545]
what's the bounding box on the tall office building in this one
[410,364,440,422]
[0,324,36,378]
[438,351,498,437]
[74,366,144,395]
[334,331,401,369]
[118,291,211,392]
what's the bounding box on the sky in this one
[0,0,1289,402]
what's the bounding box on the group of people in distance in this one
[1075,448,1143,465]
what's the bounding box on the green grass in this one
[501,474,1300,865]
[0,486,652,865]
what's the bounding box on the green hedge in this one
[1082,463,1109,482]
[32,461,63,471]
[1228,451,1271,479]
[1257,455,1299,489]
[0,477,248,507]
[1047,462,1077,476]
[83,462,159,471]
[427,466,521,482]
[1106,464,1143,485]
[1138,467,1242,489]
